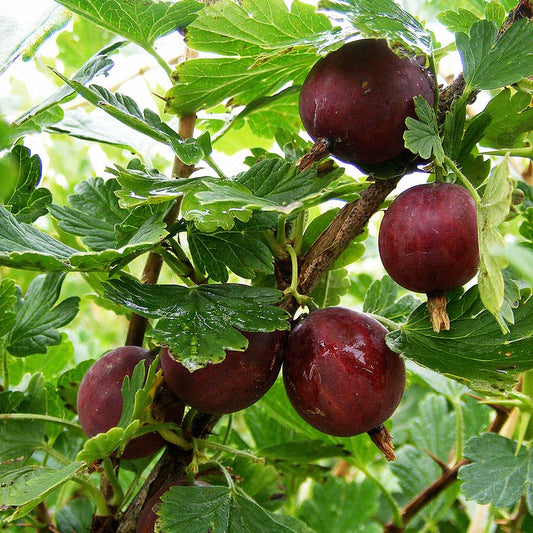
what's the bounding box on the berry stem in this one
[72,476,111,517]
[427,293,451,333]
[102,456,124,508]
[443,156,482,206]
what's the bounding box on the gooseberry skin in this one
[161,331,286,415]
[283,307,406,437]
[77,346,172,460]
[298,39,435,173]
[378,182,479,294]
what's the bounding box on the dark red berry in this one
[77,346,182,460]
[299,39,435,175]
[161,331,285,415]
[378,181,479,294]
[283,307,405,437]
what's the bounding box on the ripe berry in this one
[161,331,285,415]
[283,307,405,439]
[378,181,479,331]
[77,346,182,460]
[299,39,435,176]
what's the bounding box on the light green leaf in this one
[0,279,18,338]
[437,9,480,35]
[386,286,533,392]
[1,145,52,223]
[1,462,83,522]
[319,0,432,54]
[51,71,206,165]
[479,89,533,149]
[404,96,444,164]
[477,159,514,329]
[76,422,139,463]
[457,18,533,91]
[13,41,125,128]
[103,277,289,370]
[55,0,202,49]
[165,0,334,115]
[50,177,167,252]
[459,433,533,512]
[7,273,79,357]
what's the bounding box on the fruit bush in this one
[2,0,533,531]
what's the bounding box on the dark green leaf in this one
[296,477,380,533]
[457,18,533,91]
[0,279,18,338]
[363,276,421,323]
[459,433,533,512]
[56,498,93,533]
[6,273,79,357]
[386,286,533,392]
[103,277,289,370]
[158,485,304,533]
[55,0,202,48]
[188,226,274,283]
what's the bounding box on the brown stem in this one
[125,52,198,347]
[296,138,332,172]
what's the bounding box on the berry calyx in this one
[298,39,435,176]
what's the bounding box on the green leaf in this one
[0,374,46,461]
[296,477,380,533]
[118,357,158,428]
[311,268,352,308]
[76,422,139,463]
[50,71,206,165]
[0,279,18,338]
[479,89,533,149]
[386,286,533,392]
[55,498,93,533]
[13,41,125,128]
[437,9,480,35]
[405,360,469,400]
[477,159,514,329]
[0,204,163,272]
[165,0,334,115]
[103,277,289,370]
[457,18,533,91]
[363,276,421,323]
[158,485,304,533]
[0,462,83,522]
[459,433,533,512]
[55,0,202,49]
[56,360,95,413]
[259,441,348,464]
[188,226,274,283]
[6,273,79,357]
[319,0,432,54]
[49,177,167,252]
[0,146,52,223]
[404,96,444,164]
[392,445,460,526]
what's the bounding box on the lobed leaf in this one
[103,277,289,370]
